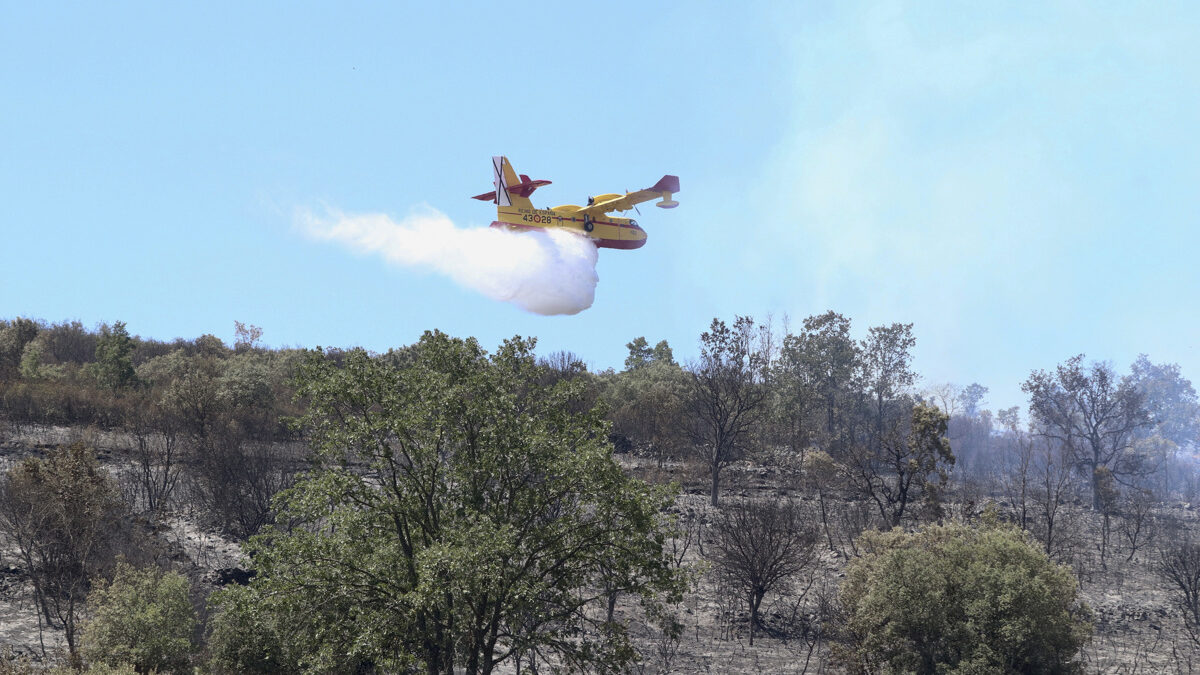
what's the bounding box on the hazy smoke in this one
[299,207,599,315]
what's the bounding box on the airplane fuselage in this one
[491,205,647,250]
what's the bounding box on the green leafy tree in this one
[82,562,197,673]
[91,321,137,390]
[651,339,675,366]
[16,332,73,382]
[0,317,40,378]
[1130,354,1200,450]
[777,311,861,454]
[837,516,1093,674]
[1128,354,1200,496]
[959,382,989,418]
[604,358,689,465]
[211,332,683,674]
[625,336,654,370]
[624,337,676,371]
[860,322,917,443]
[18,339,47,380]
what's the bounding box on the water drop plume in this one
[299,206,599,315]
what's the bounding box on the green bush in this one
[837,515,1092,674]
[205,584,299,674]
[82,562,196,674]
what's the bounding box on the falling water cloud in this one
[298,206,599,316]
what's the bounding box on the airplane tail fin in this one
[493,156,533,209]
[472,156,540,208]
[650,175,680,209]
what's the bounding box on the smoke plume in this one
[299,207,599,315]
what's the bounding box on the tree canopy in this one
[1023,355,1152,508]
[837,516,1092,674]
[209,331,684,674]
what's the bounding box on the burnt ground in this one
[0,425,243,666]
[615,456,1200,674]
[2,424,1199,673]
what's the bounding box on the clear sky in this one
[3,2,1199,414]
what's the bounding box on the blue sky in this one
[3,2,1199,414]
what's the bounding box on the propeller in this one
[625,189,642,216]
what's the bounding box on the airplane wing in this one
[574,175,680,216]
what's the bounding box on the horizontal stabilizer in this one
[472,178,551,202]
[473,156,550,204]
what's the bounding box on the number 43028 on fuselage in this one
[472,156,679,250]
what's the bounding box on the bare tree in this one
[1158,538,1200,648]
[187,437,296,537]
[999,408,1034,531]
[1031,436,1078,558]
[703,498,817,646]
[685,317,768,507]
[1023,355,1152,509]
[123,403,183,516]
[1094,466,1120,570]
[842,402,954,528]
[233,320,264,352]
[538,349,588,381]
[1120,486,1158,562]
[924,382,962,418]
[155,349,296,537]
[0,445,129,662]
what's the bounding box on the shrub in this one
[82,562,197,673]
[837,515,1092,674]
[205,584,298,674]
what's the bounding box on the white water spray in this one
[299,207,599,315]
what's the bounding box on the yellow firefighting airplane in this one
[472,156,679,250]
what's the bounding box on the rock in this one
[214,567,255,586]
